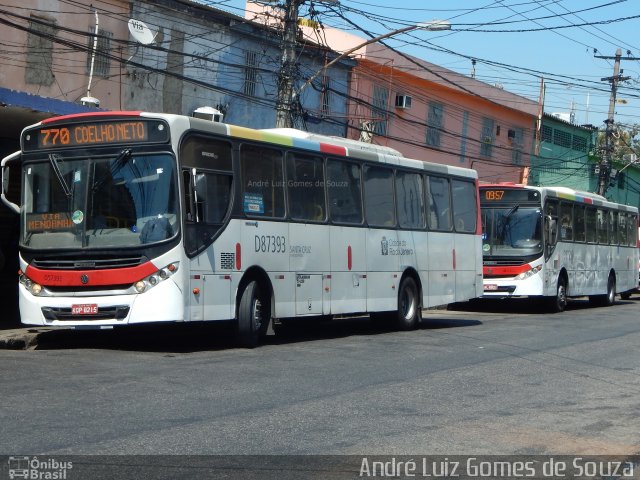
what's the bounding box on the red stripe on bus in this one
[347,245,352,271]
[319,143,346,156]
[25,261,158,287]
[40,111,143,124]
[483,264,531,276]
[235,243,242,270]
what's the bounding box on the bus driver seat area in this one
[140,215,173,243]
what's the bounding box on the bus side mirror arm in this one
[1,151,21,214]
[191,167,200,223]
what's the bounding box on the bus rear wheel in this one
[395,277,421,330]
[236,280,270,348]
[590,274,616,307]
[547,277,567,313]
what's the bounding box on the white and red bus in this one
[2,111,482,346]
[480,184,639,311]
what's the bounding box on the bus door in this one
[363,166,399,312]
[326,159,367,315]
[286,154,328,316]
[425,176,455,305]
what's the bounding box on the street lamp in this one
[276,20,452,128]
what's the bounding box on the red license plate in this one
[71,304,98,315]
[484,284,498,291]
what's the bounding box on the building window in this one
[371,85,389,136]
[460,111,469,163]
[426,101,444,147]
[541,125,552,142]
[572,135,587,153]
[243,51,258,97]
[320,75,331,116]
[511,127,524,165]
[618,172,625,189]
[86,27,113,77]
[25,15,57,86]
[480,117,494,157]
[553,129,572,148]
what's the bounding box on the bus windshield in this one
[482,206,543,257]
[21,152,179,249]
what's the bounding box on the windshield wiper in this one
[504,204,520,220]
[48,153,72,198]
[92,148,132,192]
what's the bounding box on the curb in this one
[0,329,47,350]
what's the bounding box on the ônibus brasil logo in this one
[7,456,73,479]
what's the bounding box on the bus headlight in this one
[19,270,44,296]
[133,262,179,294]
[30,283,43,296]
[516,265,542,280]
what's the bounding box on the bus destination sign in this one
[481,188,540,203]
[23,119,169,151]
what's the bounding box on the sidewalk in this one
[0,327,47,349]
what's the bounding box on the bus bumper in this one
[482,273,544,298]
[18,279,184,327]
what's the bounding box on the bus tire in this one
[547,277,567,313]
[395,276,421,330]
[620,291,632,300]
[236,280,269,348]
[590,274,616,307]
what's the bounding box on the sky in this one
[208,0,640,131]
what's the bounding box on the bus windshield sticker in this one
[244,193,264,214]
[72,210,84,225]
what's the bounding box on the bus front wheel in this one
[237,280,270,348]
[547,277,567,313]
[395,277,421,330]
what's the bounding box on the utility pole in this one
[275,0,301,128]
[594,48,638,195]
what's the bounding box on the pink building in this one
[246,2,541,182]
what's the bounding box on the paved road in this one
[0,298,639,456]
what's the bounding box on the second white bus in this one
[480,184,639,311]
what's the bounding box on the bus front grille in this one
[42,306,130,321]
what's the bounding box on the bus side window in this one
[608,211,617,245]
[364,166,395,227]
[426,176,452,231]
[574,205,586,242]
[287,153,325,222]
[619,213,629,246]
[240,145,285,218]
[545,199,558,244]
[327,159,362,224]
[597,209,608,244]
[451,179,477,233]
[395,171,425,229]
[560,202,573,241]
[585,207,597,243]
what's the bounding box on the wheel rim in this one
[252,297,264,331]
[401,286,416,320]
[557,283,567,308]
[608,278,615,303]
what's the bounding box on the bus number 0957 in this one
[255,235,286,253]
